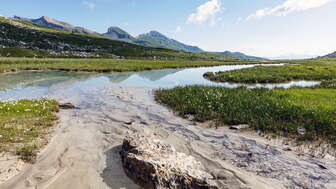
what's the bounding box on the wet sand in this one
[0,86,335,189]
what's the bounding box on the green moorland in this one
[204,58,336,83]
[0,99,59,162]
[0,58,267,73]
[155,85,336,147]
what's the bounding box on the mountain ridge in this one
[321,51,336,58]
[10,15,266,60]
[13,15,99,35]
[0,16,231,60]
[103,26,135,43]
[135,30,203,52]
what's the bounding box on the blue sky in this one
[1,0,336,59]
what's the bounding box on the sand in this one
[0,86,335,189]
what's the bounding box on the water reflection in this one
[107,73,132,83]
[0,64,320,101]
[0,71,101,91]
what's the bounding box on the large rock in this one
[120,134,218,189]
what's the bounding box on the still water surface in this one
[0,64,319,101]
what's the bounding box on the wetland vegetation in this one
[204,58,336,83]
[0,99,59,162]
[155,85,336,147]
[0,57,268,73]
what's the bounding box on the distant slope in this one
[135,31,203,52]
[13,16,99,35]
[321,51,336,58]
[212,51,268,61]
[102,26,135,43]
[134,31,266,60]
[11,15,264,60]
[0,16,230,60]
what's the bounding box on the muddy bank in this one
[0,86,335,189]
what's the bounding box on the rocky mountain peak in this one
[40,16,50,20]
[107,26,121,33]
[145,31,166,38]
[103,26,135,43]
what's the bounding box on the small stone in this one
[59,103,76,109]
[317,164,327,170]
[124,120,135,125]
[229,124,249,130]
[229,126,238,130]
[283,147,292,152]
[140,121,148,125]
[297,127,306,135]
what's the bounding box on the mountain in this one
[11,15,264,60]
[134,31,267,60]
[13,16,99,35]
[321,51,336,58]
[135,31,203,52]
[0,16,229,60]
[212,51,268,61]
[103,27,135,43]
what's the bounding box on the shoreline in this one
[0,86,335,188]
[0,57,277,74]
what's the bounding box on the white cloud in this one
[187,0,222,24]
[248,0,333,19]
[82,1,96,9]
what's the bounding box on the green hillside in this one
[135,31,203,53]
[0,16,229,60]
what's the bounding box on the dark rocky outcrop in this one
[120,134,218,189]
[59,103,76,109]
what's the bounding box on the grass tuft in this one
[0,99,59,162]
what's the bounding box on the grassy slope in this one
[0,16,229,60]
[155,86,336,146]
[0,58,264,73]
[0,99,59,162]
[204,59,336,83]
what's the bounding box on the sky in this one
[1,0,336,59]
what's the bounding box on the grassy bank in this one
[155,86,336,146]
[204,58,336,83]
[0,99,59,162]
[0,58,266,73]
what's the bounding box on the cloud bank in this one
[248,0,332,19]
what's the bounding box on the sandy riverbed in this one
[0,86,335,189]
